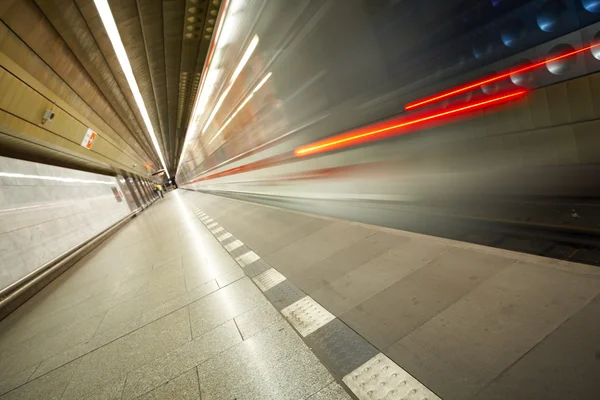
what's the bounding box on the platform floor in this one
[1,189,600,400]
[181,190,600,400]
[0,192,351,400]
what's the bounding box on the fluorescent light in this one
[202,85,233,134]
[252,72,272,93]
[230,35,259,84]
[94,0,170,178]
[208,72,271,144]
[208,93,252,144]
[177,0,249,172]
[0,172,114,185]
[201,35,259,134]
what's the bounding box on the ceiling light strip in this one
[176,0,230,171]
[94,0,170,178]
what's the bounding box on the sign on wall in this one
[81,128,97,149]
[111,187,123,202]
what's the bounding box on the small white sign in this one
[81,128,97,149]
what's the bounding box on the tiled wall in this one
[0,19,155,178]
[0,156,133,291]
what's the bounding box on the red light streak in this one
[295,90,528,157]
[405,43,600,111]
[184,90,527,184]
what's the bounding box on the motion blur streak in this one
[188,90,527,182]
[201,35,260,134]
[405,42,600,111]
[187,153,293,184]
[296,90,528,157]
[208,72,272,144]
[177,0,228,169]
[177,0,600,265]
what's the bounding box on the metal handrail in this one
[0,200,153,300]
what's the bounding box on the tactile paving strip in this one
[185,203,431,400]
[235,251,260,267]
[343,353,441,400]
[253,268,287,292]
[206,222,219,229]
[306,319,379,377]
[216,232,233,242]
[243,258,272,278]
[224,239,244,252]
[230,246,251,258]
[282,296,336,337]
[219,236,238,246]
[211,226,225,234]
[264,279,306,310]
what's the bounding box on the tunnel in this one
[1,0,600,399]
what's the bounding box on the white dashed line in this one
[235,251,260,267]
[224,240,244,252]
[217,232,233,242]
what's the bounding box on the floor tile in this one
[139,280,219,326]
[78,376,126,400]
[224,239,244,252]
[253,268,286,292]
[291,232,402,294]
[188,277,268,338]
[234,302,284,340]
[215,267,245,288]
[311,238,450,315]
[31,316,141,379]
[61,308,191,399]
[0,360,80,400]
[0,363,39,396]
[97,279,186,334]
[307,381,353,400]
[282,296,336,337]
[340,247,514,348]
[264,223,374,277]
[305,318,378,378]
[470,293,600,400]
[123,320,240,398]
[243,258,272,278]
[137,368,200,400]
[216,232,232,241]
[235,251,260,267]
[385,261,600,400]
[264,279,306,310]
[197,322,334,400]
[343,353,440,400]
[0,312,104,381]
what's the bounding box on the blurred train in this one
[177,0,600,264]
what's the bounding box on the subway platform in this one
[1,190,599,400]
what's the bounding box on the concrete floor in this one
[182,190,600,400]
[2,189,600,400]
[0,192,350,400]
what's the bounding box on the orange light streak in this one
[405,43,600,111]
[295,90,528,157]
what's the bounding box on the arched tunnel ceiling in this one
[0,0,221,177]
